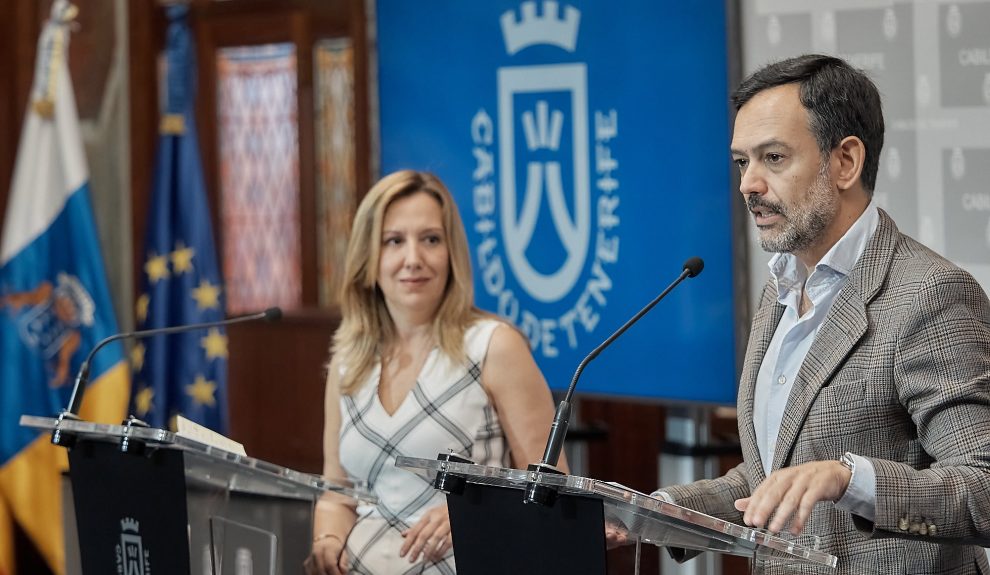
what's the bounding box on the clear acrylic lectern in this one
[396,455,837,575]
[22,415,375,575]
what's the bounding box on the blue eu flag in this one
[132,5,228,432]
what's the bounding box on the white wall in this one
[739,0,990,307]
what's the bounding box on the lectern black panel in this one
[447,484,606,575]
[69,440,191,575]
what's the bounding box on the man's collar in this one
[768,201,880,294]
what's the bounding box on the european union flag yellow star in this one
[145,253,170,283]
[186,375,217,408]
[171,242,195,274]
[191,279,221,310]
[201,328,228,360]
[134,386,154,417]
[131,342,146,372]
[133,13,229,434]
[135,293,150,323]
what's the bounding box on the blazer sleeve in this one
[655,462,751,563]
[660,460,751,524]
[857,265,990,545]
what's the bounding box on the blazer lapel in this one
[770,289,868,470]
[740,281,785,485]
[769,209,899,471]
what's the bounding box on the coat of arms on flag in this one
[0,1,129,572]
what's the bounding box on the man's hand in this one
[734,460,852,535]
[400,504,452,564]
[605,522,631,549]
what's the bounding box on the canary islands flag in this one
[130,5,229,433]
[0,2,129,573]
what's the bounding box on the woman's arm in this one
[305,363,359,575]
[482,323,568,472]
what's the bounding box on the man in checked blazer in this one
[655,54,990,573]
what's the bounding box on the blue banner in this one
[377,1,736,403]
[131,5,229,431]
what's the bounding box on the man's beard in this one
[748,164,838,254]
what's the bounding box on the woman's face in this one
[377,191,450,320]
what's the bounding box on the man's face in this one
[730,84,839,257]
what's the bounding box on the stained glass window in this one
[216,43,302,314]
[314,39,356,307]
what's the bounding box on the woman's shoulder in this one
[467,314,501,334]
[466,314,534,361]
[461,314,513,360]
[467,313,528,343]
[461,316,496,354]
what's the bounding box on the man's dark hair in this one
[733,54,885,194]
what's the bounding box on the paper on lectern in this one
[175,415,246,456]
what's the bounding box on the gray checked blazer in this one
[663,210,990,574]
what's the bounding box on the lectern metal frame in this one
[396,455,837,573]
[22,415,375,575]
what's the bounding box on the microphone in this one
[524,257,704,505]
[51,307,282,446]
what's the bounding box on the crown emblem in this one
[522,101,564,151]
[500,1,580,55]
[120,517,140,533]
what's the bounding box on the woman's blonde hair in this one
[332,170,481,394]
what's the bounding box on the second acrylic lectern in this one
[23,415,375,575]
[396,455,838,575]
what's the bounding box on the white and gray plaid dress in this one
[338,318,508,574]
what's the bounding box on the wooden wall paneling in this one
[195,7,314,286]
[0,0,14,231]
[172,1,364,474]
[193,4,221,242]
[15,3,39,135]
[205,10,301,45]
[580,397,665,573]
[293,11,319,306]
[226,312,340,473]
[128,0,163,301]
[0,1,42,241]
[347,0,371,197]
[581,398,665,498]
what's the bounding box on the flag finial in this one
[31,0,79,119]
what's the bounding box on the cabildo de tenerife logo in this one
[470,1,620,359]
[115,517,151,575]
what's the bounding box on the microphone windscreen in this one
[263,307,283,322]
[683,256,704,278]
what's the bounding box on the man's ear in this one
[832,136,866,191]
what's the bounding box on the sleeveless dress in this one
[338,319,508,575]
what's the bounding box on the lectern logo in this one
[470,1,621,359]
[115,517,151,575]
